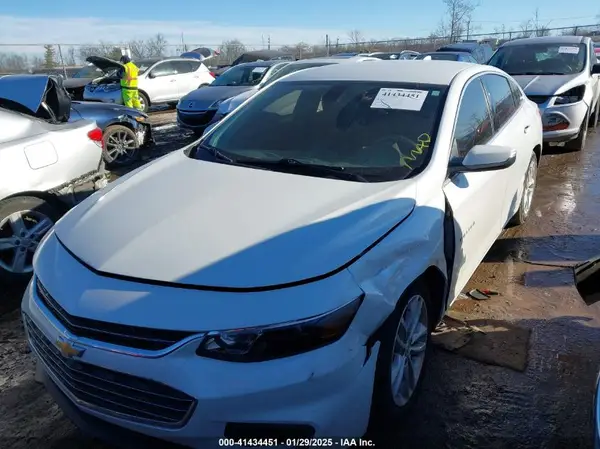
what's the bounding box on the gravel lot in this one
[1,117,600,449]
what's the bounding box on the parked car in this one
[488,36,600,151]
[365,51,421,60]
[416,51,478,63]
[212,50,296,77]
[23,60,543,446]
[62,64,108,100]
[204,56,380,131]
[0,75,106,284]
[0,74,153,166]
[83,56,215,112]
[436,42,494,63]
[177,60,290,135]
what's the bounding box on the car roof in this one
[501,35,585,47]
[421,51,467,57]
[234,60,289,68]
[279,60,478,85]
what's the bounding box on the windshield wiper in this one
[197,143,235,163]
[509,71,567,76]
[243,158,369,182]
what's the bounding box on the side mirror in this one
[147,72,156,79]
[592,64,600,75]
[574,256,600,305]
[448,144,517,175]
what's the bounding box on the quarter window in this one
[454,78,493,157]
[481,74,517,130]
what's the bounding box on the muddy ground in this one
[1,120,600,449]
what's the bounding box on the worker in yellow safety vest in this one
[119,55,143,111]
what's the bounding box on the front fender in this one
[347,198,447,339]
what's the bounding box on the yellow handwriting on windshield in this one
[398,133,431,169]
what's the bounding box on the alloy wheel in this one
[0,210,53,274]
[390,294,429,407]
[522,158,537,217]
[105,130,137,163]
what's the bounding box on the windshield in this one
[212,64,271,86]
[488,43,587,75]
[136,61,156,75]
[417,53,458,61]
[198,80,447,182]
[73,65,104,78]
[262,62,336,87]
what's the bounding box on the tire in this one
[590,100,600,129]
[367,280,435,440]
[138,92,150,113]
[102,125,140,167]
[565,111,589,151]
[508,153,538,227]
[0,196,62,284]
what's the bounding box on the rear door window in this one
[481,74,517,131]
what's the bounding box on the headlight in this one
[196,294,364,362]
[208,99,224,110]
[134,116,146,122]
[554,85,585,105]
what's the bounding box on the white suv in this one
[83,56,215,112]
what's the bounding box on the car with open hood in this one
[23,61,543,446]
[416,51,479,63]
[83,56,215,112]
[203,56,380,132]
[488,35,600,151]
[0,74,106,284]
[177,60,289,135]
[0,74,153,167]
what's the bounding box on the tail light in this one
[209,72,216,78]
[87,127,104,148]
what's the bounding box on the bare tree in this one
[0,53,29,73]
[218,39,246,64]
[532,8,551,37]
[145,34,168,57]
[64,47,77,66]
[518,19,533,38]
[436,0,478,42]
[129,39,148,59]
[347,29,364,45]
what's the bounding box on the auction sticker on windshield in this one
[558,46,580,54]
[252,67,268,73]
[371,88,429,111]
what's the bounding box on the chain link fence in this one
[1,23,598,75]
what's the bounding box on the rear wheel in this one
[102,125,140,167]
[368,280,434,439]
[0,196,61,284]
[508,153,538,227]
[565,111,589,151]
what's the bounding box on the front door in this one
[443,75,508,301]
[144,61,180,102]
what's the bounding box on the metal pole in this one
[57,44,67,78]
[326,34,330,56]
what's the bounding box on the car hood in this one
[54,150,417,289]
[86,56,124,73]
[511,73,582,96]
[180,85,254,109]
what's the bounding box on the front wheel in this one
[508,153,538,227]
[565,111,589,151]
[102,125,140,167]
[0,196,61,284]
[368,280,434,438]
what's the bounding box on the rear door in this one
[171,60,201,96]
[481,73,534,224]
[144,61,179,102]
[443,75,507,300]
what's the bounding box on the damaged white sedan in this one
[23,61,542,445]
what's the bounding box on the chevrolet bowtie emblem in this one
[56,337,85,359]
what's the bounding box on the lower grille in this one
[24,314,196,427]
[178,110,216,127]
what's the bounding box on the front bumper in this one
[84,86,123,105]
[22,264,377,447]
[177,109,217,133]
[538,100,589,143]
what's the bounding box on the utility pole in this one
[326,34,330,56]
[465,20,471,40]
[268,35,271,50]
[336,37,339,51]
[57,44,67,78]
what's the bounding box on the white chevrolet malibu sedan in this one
[23,61,543,446]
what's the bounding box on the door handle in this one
[524,125,530,134]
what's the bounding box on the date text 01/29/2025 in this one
[218,438,376,447]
